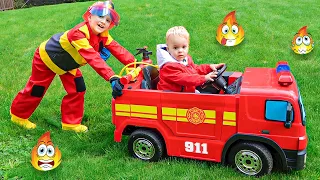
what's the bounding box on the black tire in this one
[128,129,165,162]
[228,142,273,176]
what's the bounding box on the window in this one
[265,100,294,123]
[298,93,306,126]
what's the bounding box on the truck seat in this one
[141,66,159,90]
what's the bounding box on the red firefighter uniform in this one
[10,19,135,131]
[156,44,212,92]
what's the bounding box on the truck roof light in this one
[276,61,293,86]
[276,61,290,73]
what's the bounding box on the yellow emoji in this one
[291,26,314,54]
[31,131,61,171]
[216,11,245,46]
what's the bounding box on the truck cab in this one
[111,58,307,177]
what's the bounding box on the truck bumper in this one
[283,149,307,170]
[114,129,122,142]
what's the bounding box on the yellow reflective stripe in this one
[115,112,130,117]
[60,32,87,65]
[131,113,157,119]
[79,25,90,39]
[177,117,188,122]
[223,121,236,126]
[115,104,157,119]
[71,38,92,50]
[162,116,176,121]
[131,105,157,114]
[115,104,157,120]
[162,107,176,116]
[68,69,77,76]
[115,104,130,112]
[204,110,216,118]
[100,30,109,37]
[204,119,216,124]
[163,108,217,124]
[105,34,113,45]
[100,30,113,45]
[177,109,187,116]
[224,112,236,121]
[39,40,66,75]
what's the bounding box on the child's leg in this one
[10,48,56,129]
[59,69,87,132]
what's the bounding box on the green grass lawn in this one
[0,0,319,179]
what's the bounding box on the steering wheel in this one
[214,64,227,80]
[196,64,228,93]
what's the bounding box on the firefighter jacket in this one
[39,21,135,81]
[156,44,212,92]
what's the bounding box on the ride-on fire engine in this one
[111,47,307,176]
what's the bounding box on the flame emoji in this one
[216,11,245,46]
[31,131,61,171]
[291,26,314,54]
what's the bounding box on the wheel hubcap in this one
[133,138,155,160]
[235,150,262,175]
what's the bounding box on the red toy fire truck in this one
[111,47,307,176]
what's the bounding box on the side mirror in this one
[284,103,293,128]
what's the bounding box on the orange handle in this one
[120,74,133,84]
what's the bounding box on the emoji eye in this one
[231,25,239,34]
[38,144,47,157]
[303,36,310,45]
[222,25,229,34]
[295,37,302,45]
[46,145,55,157]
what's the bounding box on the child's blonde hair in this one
[166,26,190,43]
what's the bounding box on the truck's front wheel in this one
[128,129,164,162]
[228,142,273,176]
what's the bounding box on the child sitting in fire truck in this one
[157,26,224,92]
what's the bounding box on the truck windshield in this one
[298,91,306,126]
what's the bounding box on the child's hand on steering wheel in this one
[210,63,225,72]
[205,71,218,82]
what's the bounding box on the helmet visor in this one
[84,1,119,26]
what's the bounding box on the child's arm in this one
[70,31,116,81]
[161,64,207,87]
[104,36,136,66]
[188,55,212,75]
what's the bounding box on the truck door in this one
[239,96,303,150]
[160,92,229,140]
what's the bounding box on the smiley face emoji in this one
[291,26,314,54]
[31,131,61,171]
[216,11,245,46]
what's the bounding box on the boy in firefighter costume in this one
[157,26,224,92]
[10,1,135,133]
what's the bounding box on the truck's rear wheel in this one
[128,129,164,162]
[228,142,273,176]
